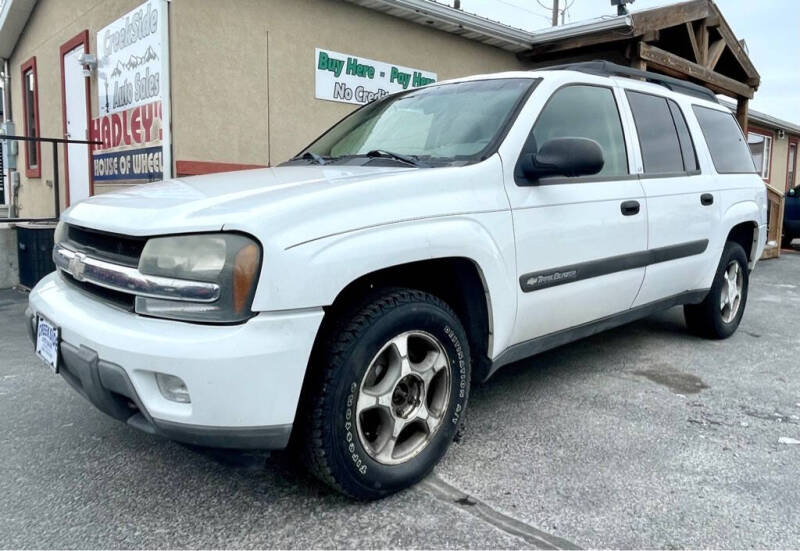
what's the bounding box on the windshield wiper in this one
[291,151,327,165]
[365,149,428,168]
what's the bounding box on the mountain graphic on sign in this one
[109,46,159,78]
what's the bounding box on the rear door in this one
[503,82,647,344]
[622,89,721,306]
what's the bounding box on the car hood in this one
[63,165,416,236]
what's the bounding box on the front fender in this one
[252,212,517,357]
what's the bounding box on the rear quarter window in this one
[692,105,757,174]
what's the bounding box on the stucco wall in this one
[169,0,524,166]
[7,0,524,218]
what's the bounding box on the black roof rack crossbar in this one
[540,61,719,103]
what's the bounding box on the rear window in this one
[692,106,757,174]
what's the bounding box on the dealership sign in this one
[315,48,437,105]
[91,102,163,180]
[97,0,164,116]
[92,0,170,182]
[93,146,163,182]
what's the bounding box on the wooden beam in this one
[706,38,726,70]
[710,4,760,83]
[637,42,754,98]
[695,19,709,66]
[686,22,702,63]
[631,0,709,35]
[737,96,749,135]
[524,32,619,56]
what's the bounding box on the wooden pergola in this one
[520,0,760,133]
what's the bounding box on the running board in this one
[486,289,710,381]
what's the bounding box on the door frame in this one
[59,30,93,206]
[787,136,798,192]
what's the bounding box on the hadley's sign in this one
[97,0,164,116]
[315,48,436,105]
[91,102,163,181]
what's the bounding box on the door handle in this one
[620,200,640,216]
[701,193,714,206]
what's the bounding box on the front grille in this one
[66,224,147,267]
[61,269,136,312]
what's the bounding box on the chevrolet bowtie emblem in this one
[69,252,88,281]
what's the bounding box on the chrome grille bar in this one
[53,243,220,303]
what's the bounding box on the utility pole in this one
[552,0,559,26]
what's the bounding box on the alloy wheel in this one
[355,331,451,465]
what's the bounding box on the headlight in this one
[54,220,67,244]
[135,233,261,323]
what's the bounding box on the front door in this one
[504,83,647,345]
[61,33,91,205]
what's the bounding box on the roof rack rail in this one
[540,60,719,103]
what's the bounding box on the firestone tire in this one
[300,288,470,500]
[684,241,749,339]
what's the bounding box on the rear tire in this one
[300,288,470,500]
[684,241,749,339]
[782,234,794,249]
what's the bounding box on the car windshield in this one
[296,78,535,165]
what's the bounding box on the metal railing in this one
[0,134,102,222]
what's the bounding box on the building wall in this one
[8,0,524,218]
[750,123,800,193]
[8,0,147,218]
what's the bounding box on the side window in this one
[747,131,772,180]
[626,91,685,174]
[524,85,628,178]
[20,56,41,179]
[668,100,698,171]
[692,106,757,174]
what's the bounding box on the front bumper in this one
[27,272,324,449]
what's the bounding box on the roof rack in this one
[541,60,719,103]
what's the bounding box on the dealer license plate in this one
[35,315,60,373]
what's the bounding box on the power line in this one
[493,0,555,22]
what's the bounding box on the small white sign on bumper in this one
[35,316,60,373]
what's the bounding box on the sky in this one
[432,0,800,125]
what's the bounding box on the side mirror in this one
[519,137,605,182]
[789,188,797,197]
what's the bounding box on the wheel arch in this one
[721,200,762,268]
[316,256,495,383]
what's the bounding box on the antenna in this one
[610,0,635,16]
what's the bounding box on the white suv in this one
[27,62,766,499]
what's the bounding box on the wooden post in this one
[736,96,749,135]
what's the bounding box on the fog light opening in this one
[155,373,191,403]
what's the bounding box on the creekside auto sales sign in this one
[92,0,168,182]
[315,48,437,105]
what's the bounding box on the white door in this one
[504,83,647,345]
[620,89,722,306]
[63,45,91,204]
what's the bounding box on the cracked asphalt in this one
[2,251,799,549]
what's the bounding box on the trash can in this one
[17,222,57,289]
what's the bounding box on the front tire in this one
[684,241,749,339]
[300,288,470,500]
